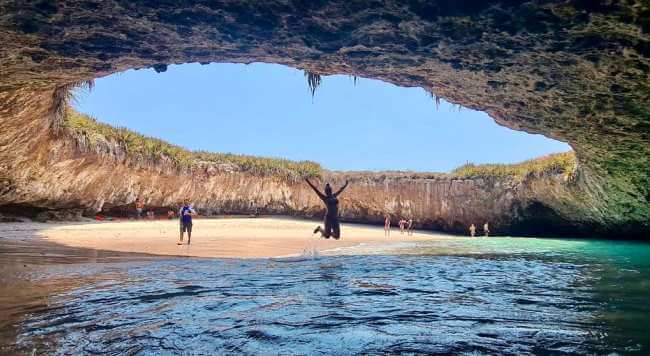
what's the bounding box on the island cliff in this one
[1,109,593,237]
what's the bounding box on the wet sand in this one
[2,217,453,259]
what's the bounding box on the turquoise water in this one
[1,237,649,354]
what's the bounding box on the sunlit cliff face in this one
[0,1,648,236]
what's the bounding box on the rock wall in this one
[0,1,648,236]
[0,127,576,236]
[0,96,588,236]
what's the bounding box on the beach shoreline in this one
[0,217,455,260]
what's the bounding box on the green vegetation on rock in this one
[63,109,322,179]
[64,109,576,182]
[451,152,576,181]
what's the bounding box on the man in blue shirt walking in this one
[178,199,196,245]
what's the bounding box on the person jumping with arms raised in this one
[305,178,349,239]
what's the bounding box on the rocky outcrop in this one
[0,1,648,236]
[0,106,594,236]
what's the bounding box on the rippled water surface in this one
[2,237,650,355]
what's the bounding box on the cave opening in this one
[71,62,571,173]
[0,0,647,236]
[511,201,585,237]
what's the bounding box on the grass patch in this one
[63,108,574,182]
[451,152,576,180]
[63,109,322,179]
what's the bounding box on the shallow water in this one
[2,237,650,355]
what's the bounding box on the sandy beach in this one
[2,217,453,259]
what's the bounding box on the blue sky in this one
[73,63,570,172]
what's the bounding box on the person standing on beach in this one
[483,222,490,237]
[399,218,406,234]
[305,178,349,239]
[135,198,145,219]
[469,224,476,237]
[178,199,196,245]
[407,218,413,236]
[384,214,391,236]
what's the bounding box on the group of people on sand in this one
[134,198,161,220]
[469,222,490,237]
[134,198,180,221]
[132,178,351,245]
[382,215,414,236]
[306,179,422,240]
[132,179,491,246]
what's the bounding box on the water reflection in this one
[1,237,649,354]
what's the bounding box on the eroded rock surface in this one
[0,1,648,236]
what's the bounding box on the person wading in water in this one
[305,178,349,239]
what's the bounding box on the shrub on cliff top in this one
[64,109,573,182]
[63,109,322,180]
[451,152,576,180]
